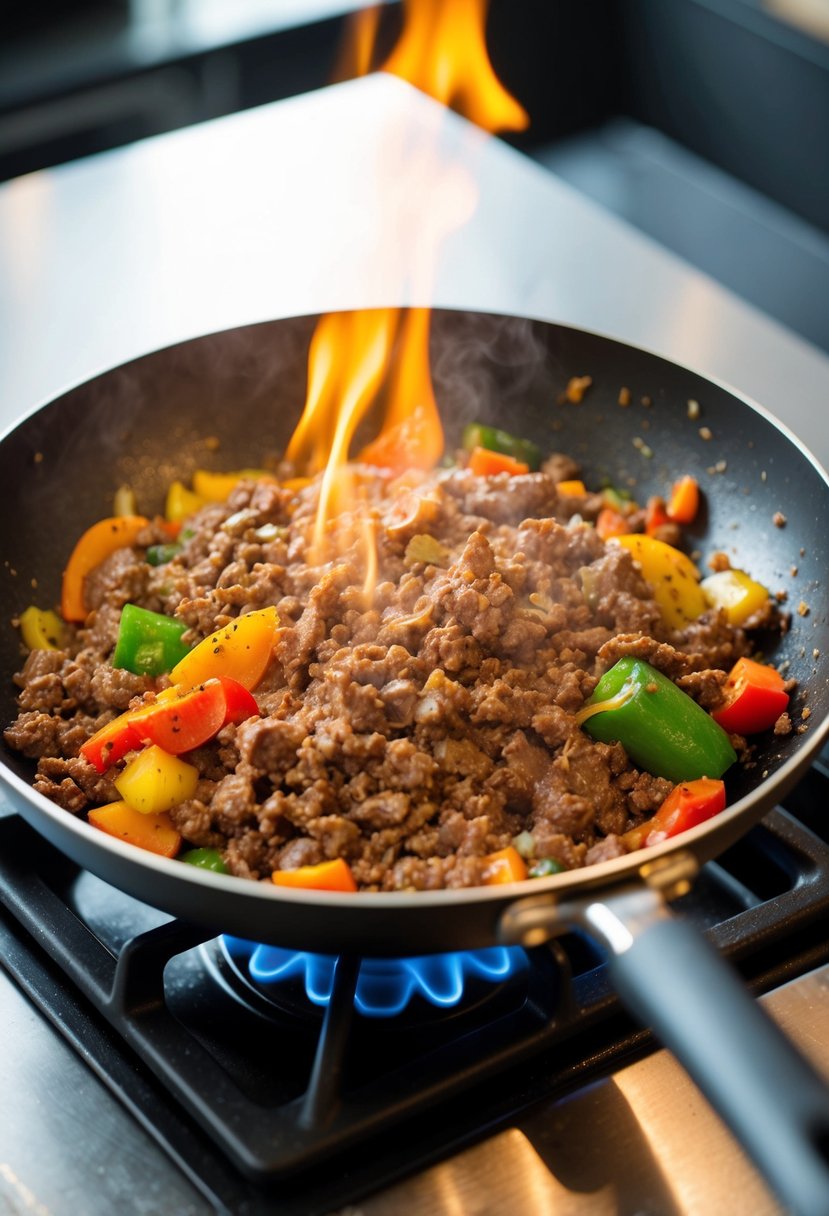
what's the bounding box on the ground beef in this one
[5,463,768,891]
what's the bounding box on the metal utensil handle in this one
[606,911,829,1216]
[501,882,829,1216]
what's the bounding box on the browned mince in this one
[5,464,767,891]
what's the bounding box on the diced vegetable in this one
[596,507,629,540]
[61,515,150,622]
[114,745,199,814]
[700,569,770,626]
[166,480,207,523]
[191,468,273,501]
[112,604,191,676]
[461,423,542,471]
[271,858,358,892]
[192,470,243,502]
[711,657,789,735]
[404,533,450,566]
[644,496,670,537]
[577,657,737,783]
[87,801,181,858]
[181,847,229,874]
[467,447,529,477]
[556,479,587,496]
[613,534,708,629]
[146,543,183,566]
[666,475,700,524]
[602,485,630,510]
[113,484,138,516]
[511,830,536,859]
[169,605,279,691]
[80,676,259,773]
[80,715,144,773]
[481,846,528,885]
[528,857,565,878]
[132,677,258,753]
[359,405,442,475]
[19,606,65,651]
[623,777,726,851]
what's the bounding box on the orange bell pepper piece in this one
[481,846,528,885]
[556,479,586,496]
[666,475,700,524]
[271,858,358,892]
[596,507,629,540]
[169,606,279,691]
[467,447,529,477]
[359,405,444,476]
[61,515,150,621]
[87,800,182,858]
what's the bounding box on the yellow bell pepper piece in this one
[19,606,65,650]
[192,470,244,502]
[614,534,707,629]
[170,605,279,691]
[113,484,138,516]
[165,480,207,523]
[700,568,770,625]
[115,745,199,815]
[192,469,275,502]
[88,800,182,857]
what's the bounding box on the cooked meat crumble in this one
[5,464,761,890]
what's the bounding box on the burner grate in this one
[0,793,828,1214]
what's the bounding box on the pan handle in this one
[501,883,829,1216]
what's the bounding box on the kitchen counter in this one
[1,73,828,467]
[2,73,829,1216]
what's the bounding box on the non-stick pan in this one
[2,310,829,1213]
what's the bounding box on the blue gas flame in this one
[223,939,528,1018]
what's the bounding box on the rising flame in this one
[287,0,528,582]
[382,0,529,133]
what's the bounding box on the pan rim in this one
[2,307,828,914]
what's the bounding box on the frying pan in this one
[2,309,829,1213]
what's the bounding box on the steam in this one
[430,310,551,445]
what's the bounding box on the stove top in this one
[2,757,829,1214]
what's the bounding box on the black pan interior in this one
[2,309,828,812]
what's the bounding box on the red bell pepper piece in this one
[80,676,258,773]
[645,495,671,536]
[624,777,726,851]
[79,715,144,773]
[711,657,789,735]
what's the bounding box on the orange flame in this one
[286,0,528,581]
[382,0,529,133]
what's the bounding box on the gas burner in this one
[215,936,531,1026]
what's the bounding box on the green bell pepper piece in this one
[529,857,565,878]
[578,657,736,783]
[181,847,228,874]
[146,542,183,566]
[112,603,191,677]
[461,423,542,471]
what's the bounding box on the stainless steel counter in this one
[1,74,829,1216]
[1,75,828,467]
